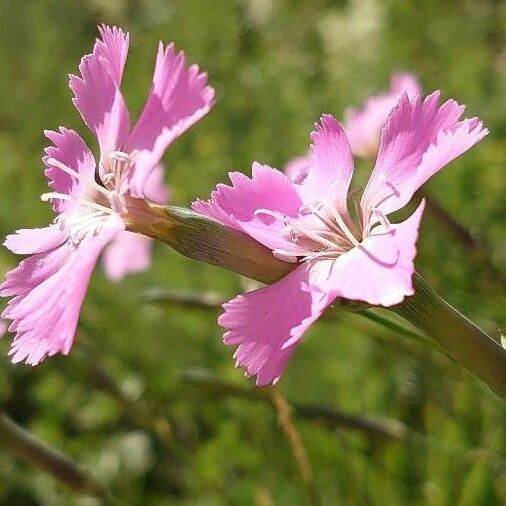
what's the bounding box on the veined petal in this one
[1,216,124,365]
[344,73,422,159]
[310,200,426,306]
[44,128,96,212]
[95,24,129,85]
[4,226,67,255]
[284,155,310,184]
[125,42,215,197]
[219,263,331,386]
[192,163,306,254]
[360,92,487,220]
[69,26,131,157]
[0,246,71,298]
[299,114,354,219]
[102,231,152,281]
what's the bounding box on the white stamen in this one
[325,202,360,248]
[101,151,134,192]
[62,209,112,246]
[45,157,110,198]
[41,192,113,215]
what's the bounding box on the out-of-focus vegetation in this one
[0,0,505,504]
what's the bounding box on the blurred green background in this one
[0,0,505,504]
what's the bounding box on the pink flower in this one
[345,73,421,159]
[0,25,214,365]
[284,73,421,182]
[194,92,487,386]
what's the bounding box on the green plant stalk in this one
[125,203,293,284]
[0,412,104,496]
[129,205,506,400]
[390,273,506,399]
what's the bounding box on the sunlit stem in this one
[391,273,506,401]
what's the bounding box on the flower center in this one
[255,197,361,262]
[257,185,393,263]
[289,199,362,261]
[41,151,136,247]
[100,150,135,195]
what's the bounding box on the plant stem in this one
[182,368,409,441]
[0,412,104,496]
[77,339,173,447]
[127,204,293,284]
[391,273,506,400]
[181,369,506,471]
[268,387,322,505]
[356,309,451,358]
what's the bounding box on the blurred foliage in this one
[0,0,505,504]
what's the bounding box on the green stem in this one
[181,369,506,471]
[356,309,451,358]
[127,204,293,284]
[391,273,506,399]
[0,412,104,496]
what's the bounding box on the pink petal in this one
[4,226,67,255]
[192,163,306,254]
[95,24,130,85]
[298,114,354,219]
[43,128,96,212]
[344,73,422,159]
[142,163,171,204]
[219,263,331,386]
[310,200,426,306]
[390,73,422,97]
[125,42,215,197]
[1,217,124,365]
[102,231,153,282]
[360,92,488,219]
[0,321,6,338]
[0,246,72,298]
[284,155,310,184]
[69,26,130,157]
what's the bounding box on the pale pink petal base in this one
[284,156,309,184]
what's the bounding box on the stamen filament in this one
[325,201,360,247]
[41,192,113,215]
[285,220,339,250]
[45,157,110,198]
